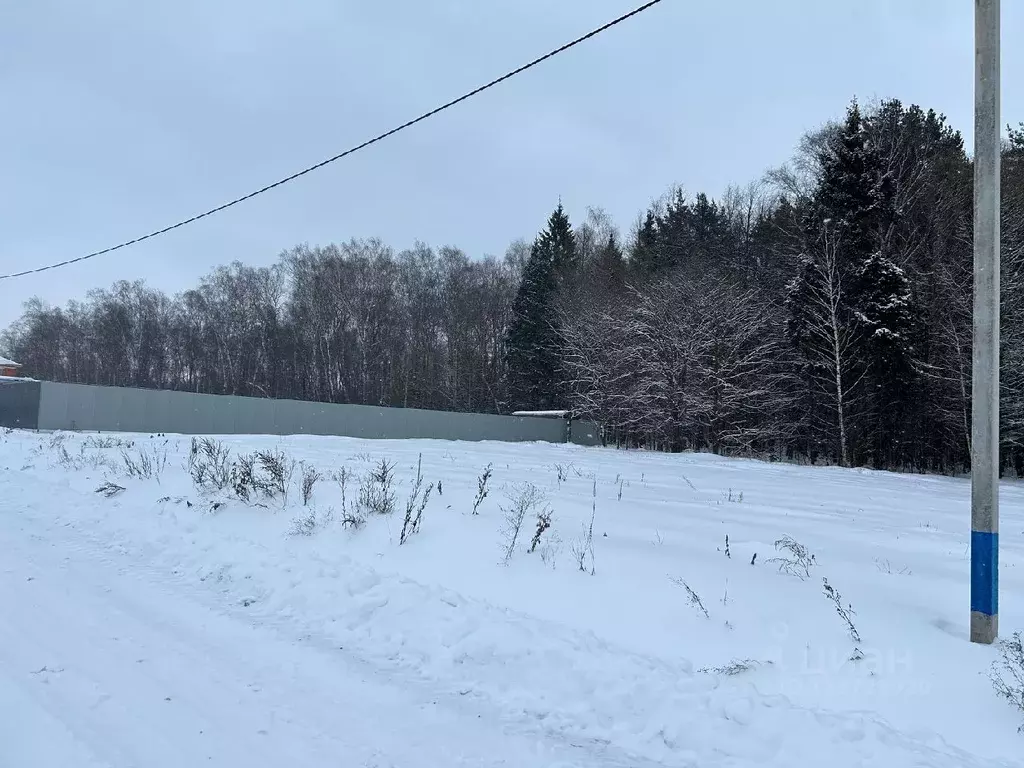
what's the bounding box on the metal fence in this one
[0,379,601,446]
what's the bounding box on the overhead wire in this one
[1,0,665,280]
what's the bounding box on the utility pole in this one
[971,0,1000,645]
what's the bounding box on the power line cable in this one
[2,0,664,280]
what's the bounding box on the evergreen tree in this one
[541,202,578,283]
[630,210,661,275]
[504,204,576,411]
[655,187,691,273]
[853,252,921,465]
[811,100,889,262]
[593,233,626,292]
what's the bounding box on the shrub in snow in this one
[874,558,912,576]
[188,438,233,494]
[300,463,321,507]
[255,450,295,503]
[289,507,322,537]
[766,535,817,579]
[822,577,862,659]
[570,480,598,574]
[529,508,553,553]
[400,454,434,545]
[670,577,710,619]
[332,467,364,529]
[538,532,562,569]
[358,459,397,516]
[231,453,257,501]
[472,463,493,515]
[991,632,1024,731]
[121,445,168,483]
[340,510,365,529]
[95,481,126,498]
[500,482,546,562]
[698,659,773,676]
[554,463,568,486]
[569,535,588,572]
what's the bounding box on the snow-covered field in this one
[1,429,1022,767]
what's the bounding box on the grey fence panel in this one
[36,381,65,430]
[145,390,172,434]
[115,386,151,433]
[0,379,40,430]
[569,421,602,447]
[162,390,198,435]
[63,383,99,431]
[210,396,241,435]
[27,381,601,445]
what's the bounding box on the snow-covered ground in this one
[1,429,1022,767]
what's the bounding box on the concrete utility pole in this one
[971,0,1000,645]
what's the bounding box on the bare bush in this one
[570,534,588,572]
[699,659,773,676]
[529,508,553,553]
[188,438,232,494]
[569,485,598,574]
[472,463,493,515]
[289,507,322,537]
[301,464,321,506]
[400,454,434,545]
[554,463,568,486]
[121,445,168,483]
[822,577,862,654]
[88,436,130,450]
[500,482,546,562]
[256,450,295,502]
[331,467,364,529]
[231,453,257,501]
[991,632,1024,731]
[874,558,912,576]
[585,479,597,573]
[766,535,817,579]
[670,577,710,619]
[95,481,126,498]
[538,533,562,569]
[358,459,397,516]
[340,508,366,530]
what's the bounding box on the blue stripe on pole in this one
[971,530,998,617]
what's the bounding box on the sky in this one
[2,0,1022,331]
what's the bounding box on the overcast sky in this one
[2,0,1021,331]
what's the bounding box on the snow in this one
[1,430,1022,767]
[0,354,20,367]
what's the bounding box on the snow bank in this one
[1,430,1022,766]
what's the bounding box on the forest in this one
[4,99,1024,474]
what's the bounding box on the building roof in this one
[0,355,21,368]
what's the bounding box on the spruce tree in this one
[505,204,577,411]
[594,232,626,292]
[852,252,921,466]
[655,188,691,273]
[630,210,661,275]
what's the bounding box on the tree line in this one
[4,98,1023,474]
